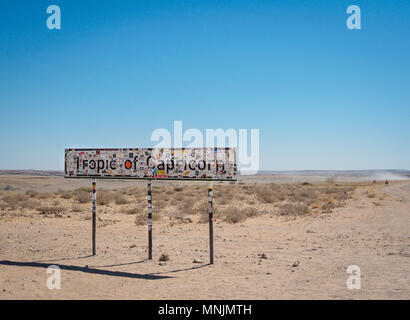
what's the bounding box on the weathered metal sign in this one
[64,148,237,181]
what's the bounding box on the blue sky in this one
[0,0,409,171]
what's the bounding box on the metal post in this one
[92,179,96,256]
[148,180,153,260]
[208,181,214,264]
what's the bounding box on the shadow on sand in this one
[0,260,171,280]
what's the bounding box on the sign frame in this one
[64,147,237,181]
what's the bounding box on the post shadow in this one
[0,260,171,280]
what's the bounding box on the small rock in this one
[193,258,203,263]
[260,253,268,259]
[159,254,169,262]
[158,262,166,266]
[306,230,315,234]
[266,272,272,275]
[129,244,136,248]
[84,265,89,269]
[292,261,300,267]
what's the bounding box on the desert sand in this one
[0,174,409,299]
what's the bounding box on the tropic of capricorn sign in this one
[65,148,237,263]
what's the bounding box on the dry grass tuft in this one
[59,191,73,199]
[97,190,115,205]
[36,207,64,215]
[71,205,82,212]
[75,192,90,204]
[220,205,248,223]
[19,199,40,210]
[114,194,129,205]
[278,203,309,216]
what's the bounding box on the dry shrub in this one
[366,192,376,199]
[97,190,115,205]
[2,194,25,208]
[19,199,40,210]
[298,189,317,199]
[36,207,64,215]
[36,192,52,200]
[177,198,196,215]
[278,203,309,216]
[257,188,281,203]
[25,190,40,198]
[333,192,350,201]
[59,191,73,199]
[221,205,248,223]
[323,187,338,194]
[0,201,8,210]
[174,187,183,192]
[134,211,160,225]
[134,213,145,225]
[218,194,234,205]
[75,192,90,204]
[243,206,259,218]
[321,201,336,211]
[195,200,209,215]
[74,187,91,194]
[153,199,167,211]
[71,205,82,212]
[114,194,129,205]
[126,207,143,215]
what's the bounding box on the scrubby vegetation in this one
[1,179,384,225]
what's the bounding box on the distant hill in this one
[0,170,64,176]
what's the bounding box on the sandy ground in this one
[0,177,409,299]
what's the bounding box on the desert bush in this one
[135,213,147,225]
[2,194,26,207]
[59,191,73,199]
[257,188,280,203]
[321,201,336,211]
[36,192,52,200]
[243,206,259,218]
[25,190,40,198]
[153,199,167,211]
[74,187,91,194]
[19,199,40,209]
[174,187,183,192]
[221,205,248,223]
[176,198,196,215]
[298,189,317,199]
[97,190,115,205]
[366,192,376,198]
[278,203,309,216]
[126,207,142,215]
[36,207,64,215]
[71,205,82,212]
[75,192,90,204]
[0,201,8,210]
[333,192,350,201]
[114,194,129,205]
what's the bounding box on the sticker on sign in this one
[64,148,237,181]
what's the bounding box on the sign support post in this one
[148,179,153,260]
[92,178,96,255]
[208,181,214,264]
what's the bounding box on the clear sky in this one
[0,0,409,171]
